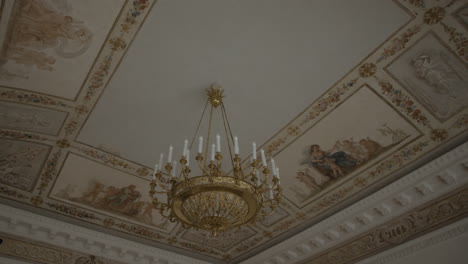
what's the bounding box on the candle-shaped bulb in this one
[153,164,157,180]
[256,169,260,186]
[260,149,267,167]
[216,134,221,152]
[198,136,203,153]
[211,144,216,161]
[158,153,164,171]
[183,139,189,156]
[172,161,178,177]
[168,145,173,163]
[234,136,239,155]
[276,168,280,180]
[271,158,277,176]
[268,185,274,200]
[252,142,257,159]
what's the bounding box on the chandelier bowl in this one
[171,176,261,235]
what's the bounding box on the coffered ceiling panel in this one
[0,0,467,264]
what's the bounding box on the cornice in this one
[241,142,468,264]
[358,217,468,264]
[0,205,210,264]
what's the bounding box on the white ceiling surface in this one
[78,0,410,167]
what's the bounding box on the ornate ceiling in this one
[0,0,467,263]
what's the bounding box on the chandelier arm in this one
[154,179,172,192]
[196,158,211,176]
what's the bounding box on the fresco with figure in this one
[297,125,409,198]
[0,0,124,99]
[0,0,93,79]
[56,181,169,228]
[52,154,174,232]
[277,86,421,206]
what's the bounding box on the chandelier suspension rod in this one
[221,103,244,179]
[220,102,237,175]
[204,99,215,170]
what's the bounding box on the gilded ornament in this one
[423,7,446,24]
[287,126,301,136]
[109,37,127,51]
[120,0,151,33]
[56,139,70,148]
[358,63,377,78]
[136,167,149,176]
[30,195,43,205]
[430,129,448,141]
[441,22,467,61]
[103,218,115,227]
[353,177,368,188]
[377,25,422,63]
[379,81,430,127]
[86,55,113,100]
[75,105,89,114]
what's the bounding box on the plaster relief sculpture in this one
[0,139,50,191]
[0,0,93,79]
[0,101,67,135]
[386,33,468,122]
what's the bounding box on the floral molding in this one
[0,204,210,264]
[0,0,468,262]
[241,142,468,264]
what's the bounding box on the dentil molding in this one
[241,142,468,264]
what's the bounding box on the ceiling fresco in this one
[0,0,467,264]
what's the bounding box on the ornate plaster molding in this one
[0,204,210,264]
[358,217,468,264]
[241,142,468,264]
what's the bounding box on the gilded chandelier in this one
[149,85,282,236]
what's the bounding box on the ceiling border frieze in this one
[0,205,210,264]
